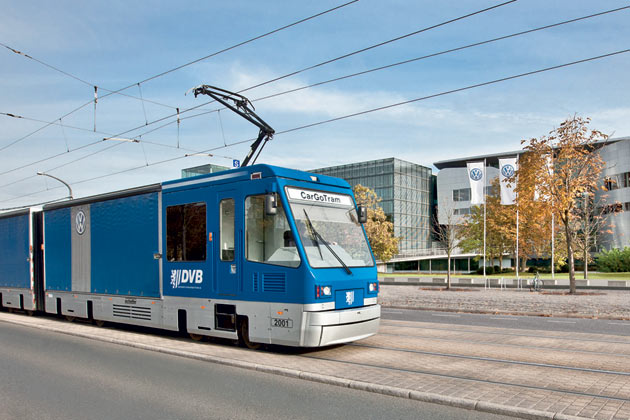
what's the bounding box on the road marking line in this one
[547,320,576,324]
[608,322,630,326]
[382,310,404,314]
[432,314,460,317]
[495,317,515,320]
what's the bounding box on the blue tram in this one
[0,165,380,347]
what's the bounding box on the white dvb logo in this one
[171,269,203,289]
[345,290,355,305]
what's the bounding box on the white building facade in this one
[433,137,630,263]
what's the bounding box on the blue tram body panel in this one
[7,164,378,347]
[43,188,160,297]
[91,193,159,297]
[161,165,377,307]
[44,207,72,291]
[0,213,30,289]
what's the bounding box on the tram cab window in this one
[166,202,206,262]
[220,199,235,261]
[245,195,300,268]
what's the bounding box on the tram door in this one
[216,192,241,296]
[162,190,211,298]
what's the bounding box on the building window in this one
[604,176,618,191]
[604,172,630,191]
[454,208,471,215]
[453,188,471,202]
[166,202,206,262]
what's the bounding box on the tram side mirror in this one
[357,205,368,224]
[265,193,277,216]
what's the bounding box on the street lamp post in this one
[37,172,73,200]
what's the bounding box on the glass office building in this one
[312,158,435,256]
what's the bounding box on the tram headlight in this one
[316,285,332,298]
[368,282,378,293]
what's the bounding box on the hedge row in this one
[596,247,630,272]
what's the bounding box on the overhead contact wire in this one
[5,47,625,205]
[0,1,359,153]
[1,5,627,184]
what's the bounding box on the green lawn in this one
[378,272,630,280]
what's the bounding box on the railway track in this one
[4,310,630,418]
[299,352,630,403]
[380,320,630,346]
[287,319,630,408]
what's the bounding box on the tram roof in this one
[40,164,350,211]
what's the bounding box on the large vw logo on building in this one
[501,164,515,178]
[469,168,483,181]
[75,210,86,235]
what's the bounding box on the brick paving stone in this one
[3,307,630,420]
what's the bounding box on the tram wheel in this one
[238,317,261,350]
[26,310,35,317]
[65,315,75,322]
[94,319,106,327]
[189,333,204,341]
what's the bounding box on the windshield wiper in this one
[303,209,352,275]
[303,209,323,260]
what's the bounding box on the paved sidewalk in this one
[0,312,610,420]
[378,286,630,319]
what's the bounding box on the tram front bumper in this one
[301,304,380,347]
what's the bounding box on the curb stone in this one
[552,414,590,420]
[409,391,476,410]
[0,314,595,420]
[475,401,553,419]
[382,304,630,321]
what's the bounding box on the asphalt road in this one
[382,307,630,336]
[0,322,512,420]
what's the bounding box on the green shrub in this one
[597,247,630,272]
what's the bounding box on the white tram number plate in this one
[271,318,293,328]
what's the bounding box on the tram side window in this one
[245,195,300,268]
[220,199,235,261]
[166,203,206,262]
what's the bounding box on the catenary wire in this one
[0,0,513,156]
[0,0,520,179]
[1,41,174,111]
[235,0,517,95]
[0,1,359,153]
[251,5,630,103]
[3,48,627,205]
[1,3,626,188]
[171,4,630,125]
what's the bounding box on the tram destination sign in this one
[286,187,353,207]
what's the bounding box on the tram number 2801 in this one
[271,318,293,328]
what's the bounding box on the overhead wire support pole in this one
[191,85,274,167]
[36,172,73,200]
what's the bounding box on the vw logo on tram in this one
[501,164,515,178]
[469,168,483,181]
[75,210,86,235]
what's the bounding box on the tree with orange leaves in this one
[519,116,607,293]
[353,184,400,262]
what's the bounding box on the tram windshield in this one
[286,187,374,269]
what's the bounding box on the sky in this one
[1,0,629,209]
